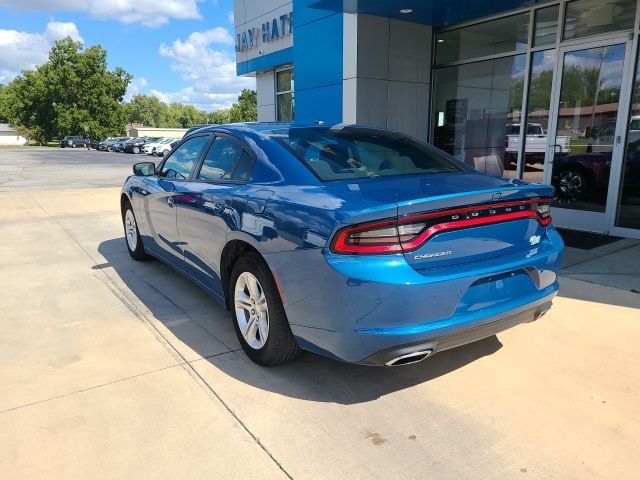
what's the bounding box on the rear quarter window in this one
[270,128,464,181]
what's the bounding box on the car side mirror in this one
[133,162,156,176]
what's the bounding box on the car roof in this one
[187,122,410,137]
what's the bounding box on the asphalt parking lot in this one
[1,147,639,479]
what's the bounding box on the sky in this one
[0,0,255,112]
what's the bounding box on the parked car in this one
[59,136,85,148]
[155,139,180,157]
[505,123,570,168]
[552,138,640,203]
[121,123,563,367]
[143,137,177,155]
[111,137,134,153]
[98,137,126,152]
[97,138,113,151]
[122,137,160,154]
[590,116,640,152]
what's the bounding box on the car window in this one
[197,137,244,181]
[272,128,464,181]
[160,135,209,180]
[600,123,615,137]
[232,151,254,181]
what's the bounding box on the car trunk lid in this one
[327,172,554,269]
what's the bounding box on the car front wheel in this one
[230,253,301,366]
[122,201,150,261]
[557,168,588,202]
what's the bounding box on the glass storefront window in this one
[521,50,556,183]
[433,55,526,178]
[550,44,626,213]
[276,69,292,92]
[435,13,529,65]
[616,59,640,229]
[276,68,294,121]
[563,0,636,41]
[533,6,559,47]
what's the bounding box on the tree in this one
[4,38,131,143]
[124,94,169,127]
[208,108,231,124]
[166,102,208,128]
[0,84,12,123]
[121,89,255,129]
[229,89,257,122]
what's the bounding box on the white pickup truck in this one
[592,116,640,150]
[505,123,570,166]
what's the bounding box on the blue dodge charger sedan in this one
[120,123,564,366]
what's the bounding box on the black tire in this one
[230,253,301,366]
[122,201,151,261]
[107,146,113,152]
[556,168,588,202]
[71,143,76,148]
[133,146,140,154]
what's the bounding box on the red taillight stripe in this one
[398,197,547,223]
[332,232,404,254]
[400,210,538,252]
[331,197,552,255]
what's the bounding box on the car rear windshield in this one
[270,127,465,181]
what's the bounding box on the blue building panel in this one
[293,0,343,124]
[304,0,533,27]
[293,0,340,27]
[294,83,343,124]
[236,47,294,76]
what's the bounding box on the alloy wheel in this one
[124,209,138,251]
[558,170,584,200]
[234,272,269,349]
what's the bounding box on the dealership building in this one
[234,0,640,238]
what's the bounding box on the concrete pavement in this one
[0,148,639,479]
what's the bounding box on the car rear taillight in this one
[331,198,553,255]
[536,202,552,226]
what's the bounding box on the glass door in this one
[613,55,640,234]
[544,39,632,232]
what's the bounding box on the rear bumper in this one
[359,298,553,366]
[264,227,564,365]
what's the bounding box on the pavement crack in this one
[0,364,183,415]
[24,192,294,479]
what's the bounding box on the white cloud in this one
[156,27,255,111]
[0,21,83,84]
[0,0,201,27]
[150,87,240,112]
[124,77,149,101]
[44,21,83,43]
[228,10,234,24]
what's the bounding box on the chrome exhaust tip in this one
[385,349,433,366]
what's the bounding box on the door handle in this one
[167,196,175,208]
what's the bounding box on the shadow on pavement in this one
[98,237,502,404]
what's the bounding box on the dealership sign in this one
[236,12,293,52]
